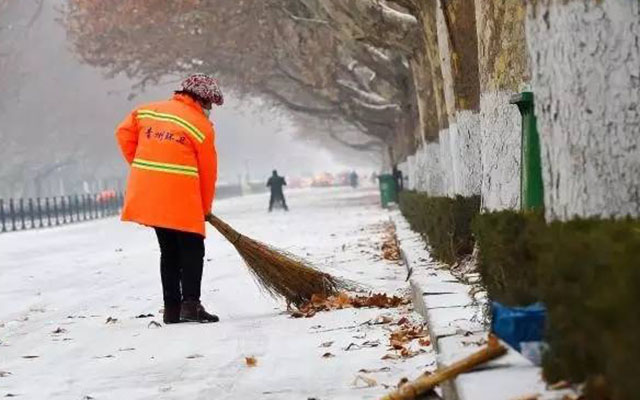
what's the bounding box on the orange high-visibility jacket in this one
[115,94,217,236]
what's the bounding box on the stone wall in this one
[452,110,482,197]
[526,0,640,220]
[406,141,444,196]
[478,91,522,210]
[400,0,639,220]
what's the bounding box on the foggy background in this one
[0,0,379,198]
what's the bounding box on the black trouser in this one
[154,227,205,306]
[269,192,288,211]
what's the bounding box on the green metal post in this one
[510,92,544,211]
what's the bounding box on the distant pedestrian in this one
[116,73,223,324]
[393,165,404,192]
[349,170,359,188]
[267,170,289,212]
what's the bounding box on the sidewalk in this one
[0,187,436,400]
[391,211,574,400]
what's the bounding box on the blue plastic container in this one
[491,301,546,353]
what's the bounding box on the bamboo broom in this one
[206,214,348,307]
[380,335,507,400]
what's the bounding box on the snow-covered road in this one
[0,187,435,400]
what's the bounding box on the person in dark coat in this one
[349,170,359,188]
[267,170,289,211]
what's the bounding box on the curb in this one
[390,211,555,400]
[403,246,460,400]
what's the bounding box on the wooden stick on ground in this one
[381,335,508,400]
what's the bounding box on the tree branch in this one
[261,85,337,116]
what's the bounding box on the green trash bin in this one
[378,174,397,208]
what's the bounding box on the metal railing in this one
[0,192,124,233]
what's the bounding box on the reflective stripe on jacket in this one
[115,94,217,236]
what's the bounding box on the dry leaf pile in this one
[290,292,409,318]
[381,223,401,262]
[383,320,431,359]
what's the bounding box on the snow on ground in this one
[0,187,435,400]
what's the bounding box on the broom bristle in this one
[207,214,349,306]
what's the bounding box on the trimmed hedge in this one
[473,211,640,400]
[472,210,545,306]
[540,218,640,400]
[399,191,480,265]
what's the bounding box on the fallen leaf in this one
[359,367,390,373]
[245,356,257,367]
[509,395,540,400]
[0,371,12,377]
[400,348,426,359]
[396,316,409,325]
[321,352,335,358]
[136,313,154,319]
[344,343,361,351]
[94,355,114,359]
[186,354,203,359]
[397,377,409,388]
[118,347,136,352]
[147,321,162,328]
[352,374,377,388]
[370,315,393,325]
[22,355,39,359]
[320,341,333,348]
[418,338,431,347]
[381,353,401,360]
[51,327,67,334]
[105,317,118,324]
[335,292,352,308]
[291,292,410,318]
[362,340,380,348]
[390,340,405,350]
[549,381,571,390]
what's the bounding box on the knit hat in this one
[180,74,224,106]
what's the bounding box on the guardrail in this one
[0,192,123,233]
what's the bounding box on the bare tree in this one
[62,0,423,164]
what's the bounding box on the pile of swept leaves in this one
[381,222,401,262]
[290,292,409,318]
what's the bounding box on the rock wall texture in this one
[479,91,522,210]
[405,93,517,206]
[438,129,454,196]
[475,0,530,94]
[407,141,444,196]
[451,110,482,196]
[527,0,640,220]
[438,0,480,112]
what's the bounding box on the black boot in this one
[163,303,182,324]
[180,301,219,323]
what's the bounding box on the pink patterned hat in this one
[180,74,224,106]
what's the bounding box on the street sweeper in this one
[115,74,223,324]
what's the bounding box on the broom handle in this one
[380,338,507,400]
[206,213,243,244]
